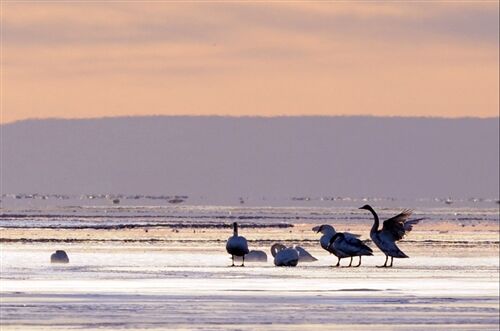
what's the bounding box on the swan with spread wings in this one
[359,205,423,267]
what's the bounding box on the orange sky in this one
[1,2,499,123]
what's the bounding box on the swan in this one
[234,250,268,263]
[50,250,69,263]
[226,222,250,266]
[312,224,363,267]
[270,243,299,267]
[327,233,373,267]
[293,245,318,262]
[359,204,422,267]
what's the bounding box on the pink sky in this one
[2,2,499,123]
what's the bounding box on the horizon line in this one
[2,114,499,125]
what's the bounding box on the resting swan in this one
[270,243,299,267]
[234,250,268,263]
[294,245,318,262]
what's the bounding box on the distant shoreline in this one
[3,114,499,126]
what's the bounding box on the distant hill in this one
[1,116,498,200]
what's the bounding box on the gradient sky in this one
[2,2,499,123]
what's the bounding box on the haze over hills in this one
[1,116,498,201]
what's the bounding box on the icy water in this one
[1,195,499,330]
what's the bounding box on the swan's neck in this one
[233,224,238,236]
[368,207,380,233]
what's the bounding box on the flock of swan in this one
[226,204,423,268]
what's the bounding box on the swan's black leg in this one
[231,255,235,267]
[241,255,245,267]
[377,255,388,268]
[348,257,353,267]
[334,257,341,267]
[389,256,393,267]
[355,256,362,267]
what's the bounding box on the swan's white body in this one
[328,233,373,258]
[294,246,317,262]
[226,236,249,256]
[370,230,407,258]
[313,224,361,257]
[314,224,370,267]
[271,243,299,267]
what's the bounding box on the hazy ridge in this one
[2,116,498,199]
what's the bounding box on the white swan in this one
[270,243,299,267]
[234,250,268,263]
[312,224,362,266]
[293,245,318,262]
[226,222,250,266]
[359,205,422,267]
[327,233,373,267]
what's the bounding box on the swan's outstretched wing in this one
[404,219,422,232]
[382,209,415,241]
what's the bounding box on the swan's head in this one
[359,204,372,211]
[270,243,287,257]
[327,232,344,249]
[312,224,335,234]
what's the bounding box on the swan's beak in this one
[312,225,321,233]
